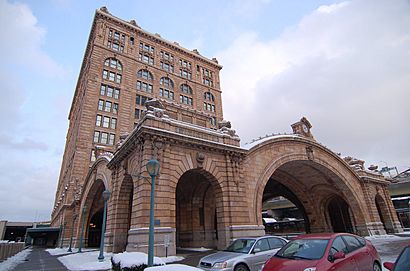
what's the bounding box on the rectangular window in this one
[109,71,115,81]
[106,86,113,97]
[135,108,140,119]
[116,74,122,84]
[98,100,104,111]
[93,131,100,143]
[113,103,118,114]
[114,89,120,99]
[109,134,115,145]
[112,43,119,51]
[105,101,112,112]
[96,115,102,126]
[101,132,108,144]
[103,116,110,128]
[111,118,117,129]
[114,32,120,40]
[100,85,106,96]
[103,70,108,80]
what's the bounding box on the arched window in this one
[180,84,192,95]
[160,77,174,89]
[137,69,153,81]
[104,58,122,71]
[204,92,215,102]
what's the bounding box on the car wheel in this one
[373,262,381,271]
[234,263,249,271]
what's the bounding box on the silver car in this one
[198,236,288,271]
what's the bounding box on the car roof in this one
[293,233,354,240]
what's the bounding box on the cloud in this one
[218,0,410,170]
[0,133,48,151]
[0,0,67,78]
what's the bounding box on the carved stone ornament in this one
[196,152,205,167]
[306,146,314,160]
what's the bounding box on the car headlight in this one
[303,268,316,271]
[213,261,228,268]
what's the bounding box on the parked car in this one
[383,245,410,271]
[261,233,381,271]
[197,236,288,271]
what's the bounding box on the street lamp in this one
[98,190,111,262]
[67,214,77,252]
[146,159,160,267]
[60,222,67,248]
[78,204,87,253]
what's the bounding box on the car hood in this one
[264,257,320,271]
[200,251,243,264]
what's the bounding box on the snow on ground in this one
[46,247,97,256]
[162,255,185,263]
[112,251,165,267]
[0,248,32,271]
[145,264,202,271]
[58,250,112,271]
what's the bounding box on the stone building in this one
[51,7,402,256]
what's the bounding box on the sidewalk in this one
[12,247,69,271]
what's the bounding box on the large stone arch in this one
[76,156,112,248]
[245,136,369,235]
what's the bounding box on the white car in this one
[198,236,288,271]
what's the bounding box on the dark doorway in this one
[328,197,353,233]
[87,209,103,247]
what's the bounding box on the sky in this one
[0,0,409,222]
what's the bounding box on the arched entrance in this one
[113,175,134,252]
[176,169,222,249]
[257,157,363,235]
[327,196,354,233]
[83,179,106,248]
[262,179,309,235]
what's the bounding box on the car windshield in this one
[394,247,410,271]
[224,238,256,254]
[276,238,329,260]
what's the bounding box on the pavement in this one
[12,247,69,271]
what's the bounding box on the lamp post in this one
[60,222,67,248]
[146,159,160,267]
[98,190,111,261]
[78,204,87,253]
[67,214,77,252]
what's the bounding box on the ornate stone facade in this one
[52,7,402,256]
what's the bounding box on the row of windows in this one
[93,131,115,145]
[160,88,174,100]
[136,94,150,106]
[139,42,154,53]
[103,70,122,84]
[109,30,126,43]
[98,99,119,114]
[96,115,117,129]
[160,51,174,62]
[107,40,124,53]
[139,53,154,65]
[204,102,215,112]
[160,61,174,73]
[180,69,192,80]
[137,81,153,93]
[180,95,193,106]
[100,84,120,99]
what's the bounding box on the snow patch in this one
[58,250,112,271]
[145,264,202,271]
[177,247,212,252]
[0,248,31,271]
[112,252,165,268]
[161,256,185,263]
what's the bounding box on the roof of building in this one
[394,168,410,183]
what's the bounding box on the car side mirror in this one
[253,248,261,254]
[383,262,394,270]
[333,251,345,260]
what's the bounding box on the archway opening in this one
[261,160,360,235]
[176,169,221,249]
[113,175,134,252]
[84,179,105,248]
[327,196,353,233]
[262,179,309,236]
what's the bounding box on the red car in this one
[262,233,381,271]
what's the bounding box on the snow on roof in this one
[242,134,300,150]
[112,252,165,268]
[263,217,278,224]
[145,264,202,271]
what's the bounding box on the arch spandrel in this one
[243,136,370,234]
